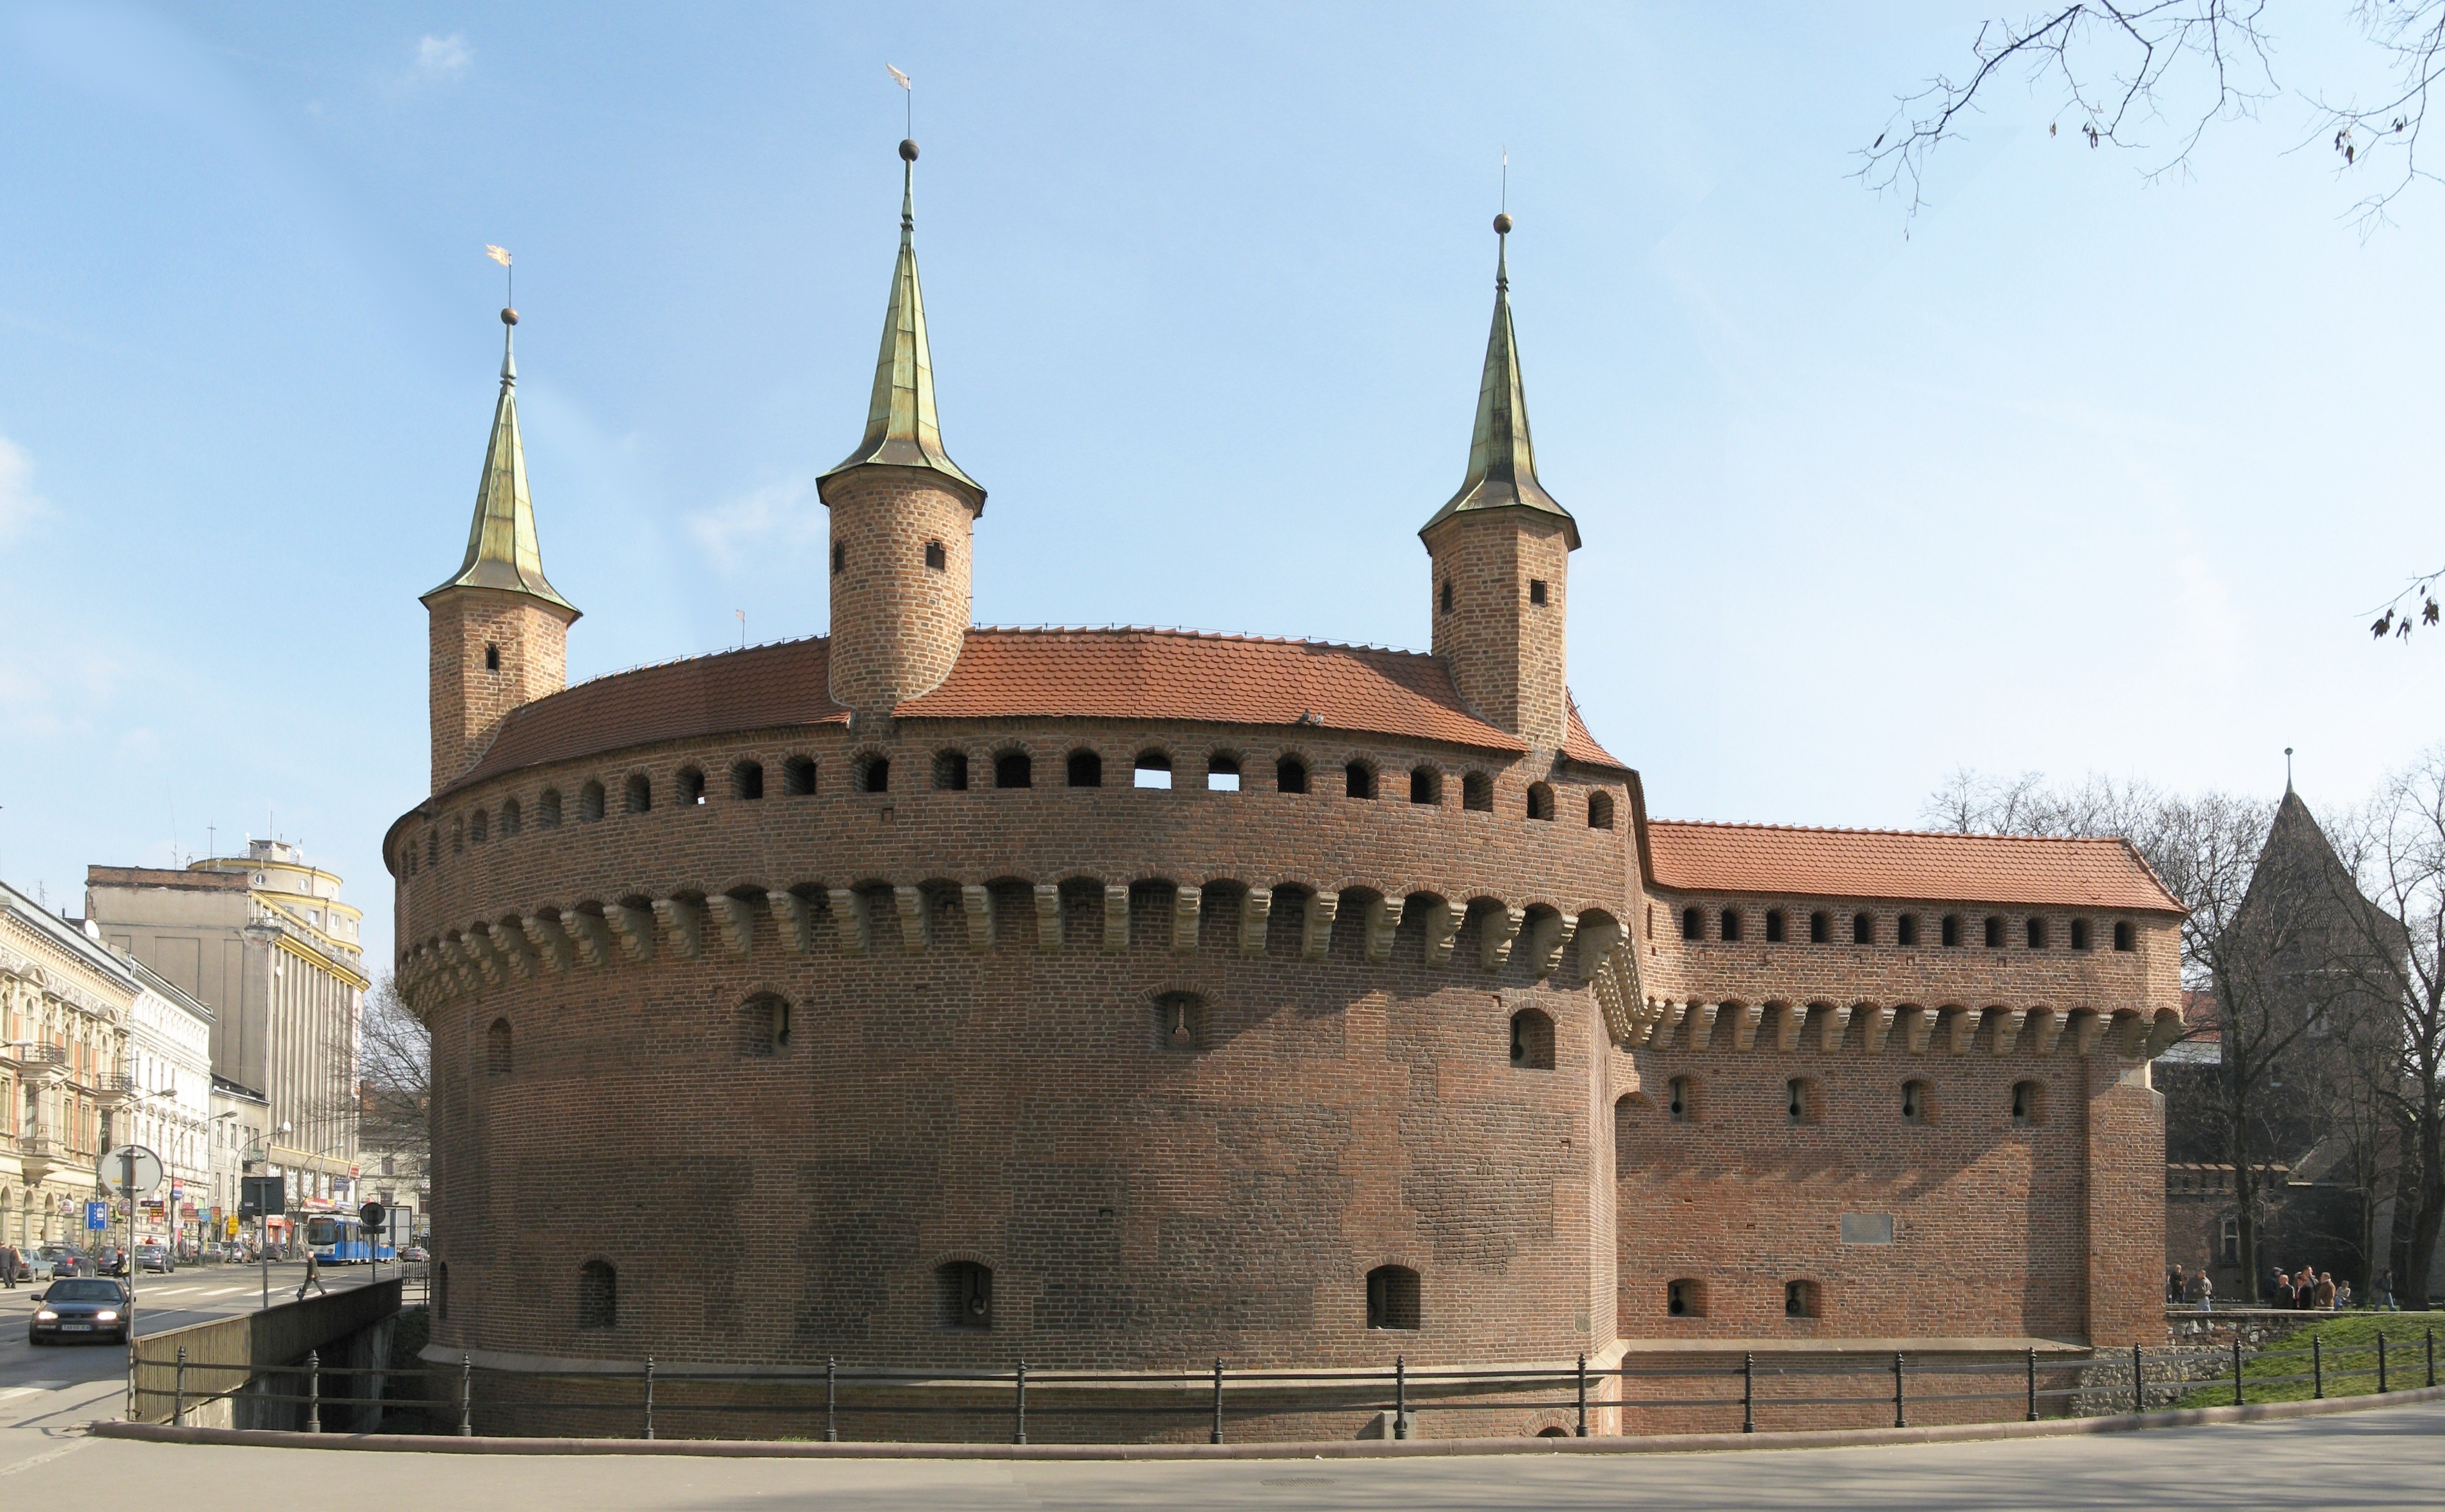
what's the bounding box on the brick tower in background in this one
[818,139,987,724]
[422,307,580,793]
[1420,214,1579,752]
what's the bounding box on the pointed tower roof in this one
[1419,215,1578,548]
[422,310,579,616]
[818,139,985,508]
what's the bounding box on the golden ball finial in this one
[1493,212,1513,235]
[899,138,919,161]
[501,307,519,326]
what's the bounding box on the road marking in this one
[0,1437,90,1477]
[0,1383,68,1399]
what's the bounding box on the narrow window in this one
[1154,991,1205,1051]
[1344,761,1376,799]
[1439,580,1453,614]
[1205,753,1239,792]
[1069,750,1104,788]
[933,750,970,791]
[2070,918,2091,951]
[678,767,707,805]
[436,1262,449,1320]
[1983,915,2004,949]
[539,789,562,827]
[624,774,651,814]
[1896,914,1918,947]
[1135,751,1174,790]
[2220,1216,2239,1264]
[2114,921,2135,951]
[924,539,946,570]
[732,761,765,800]
[1509,1007,1555,1070]
[995,751,1033,789]
[2011,1079,2044,1126]
[500,798,522,836]
[859,755,890,793]
[1463,772,1493,812]
[1852,912,1873,945]
[783,757,817,796]
[1667,1075,1695,1123]
[1274,755,1307,793]
[1365,1265,1420,1330]
[939,1261,993,1329]
[1680,907,1702,941]
[2025,917,2048,949]
[1526,783,1555,821]
[581,781,607,822]
[483,643,499,671]
[1587,791,1615,828]
[1409,766,1440,805]
[1809,910,1830,944]
[742,994,790,1057]
[469,809,488,845]
[485,1019,512,1077]
[577,1260,617,1329]
[1528,579,1549,605]
[831,540,846,574]
[1784,1280,1819,1318]
[1941,914,1960,948]
[1719,908,1742,942]
[1765,908,1785,943]
[1786,1077,1817,1125]
[1667,1279,1704,1318]
[1901,1079,1930,1125]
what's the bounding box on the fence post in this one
[2312,1335,2323,1399]
[2233,1336,2245,1408]
[306,1350,321,1434]
[1211,1358,1224,1445]
[1394,1356,1407,1441]
[1891,1352,1905,1429]
[1740,1351,1754,1434]
[2025,1346,2037,1422]
[2378,1332,2388,1395]
[459,1353,473,1437]
[825,1356,837,1443]
[643,1354,655,1441]
[2429,1326,2436,1388]
[173,1345,187,1427]
[1013,1360,1027,1446]
[1576,1352,1589,1438]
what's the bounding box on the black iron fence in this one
[131,1328,2442,1444]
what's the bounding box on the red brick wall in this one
[1424,510,1572,747]
[427,588,572,795]
[820,467,977,716]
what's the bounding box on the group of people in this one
[2167,1261,2403,1310]
[2168,1264,2216,1309]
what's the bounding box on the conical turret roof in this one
[1419,219,1577,548]
[422,313,579,615]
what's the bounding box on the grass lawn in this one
[2170,1312,2445,1409]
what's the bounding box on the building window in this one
[469,809,488,845]
[1154,991,1204,1052]
[732,761,765,800]
[939,1261,992,1329]
[996,750,1033,789]
[485,1019,511,1077]
[624,774,651,814]
[933,750,970,791]
[2115,920,2135,951]
[1896,914,1917,946]
[1667,1279,1705,1317]
[1720,909,1742,942]
[1900,1078,1930,1125]
[1785,1077,1817,1125]
[1274,755,1307,794]
[2025,917,2048,949]
[1463,772,1493,812]
[1366,1265,1420,1330]
[500,798,522,836]
[1809,910,1830,944]
[2011,1079,2045,1126]
[831,540,846,574]
[1409,766,1440,805]
[1069,750,1104,788]
[924,539,946,571]
[1344,761,1376,799]
[2220,1216,2239,1263]
[1765,908,1785,943]
[1784,1280,1819,1318]
[2070,918,2091,950]
[678,767,707,805]
[1528,579,1549,605]
[1983,915,2004,949]
[577,1260,617,1329]
[1588,791,1615,828]
[857,755,890,793]
[743,994,790,1057]
[1526,783,1555,821]
[1941,914,1959,947]
[1852,912,1873,945]
[1667,1075,1696,1122]
[1680,907,1702,942]
[1206,753,1239,792]
[1439,580,1453,614]
[1510,1007,1555,1069]
[483,643,499,671]
[1136,751,1174,790]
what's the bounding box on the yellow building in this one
[0,878,134,1250]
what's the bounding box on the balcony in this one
[9,1044,67,1084]
[93,1072,136,1107]
[18,1135,64,1184]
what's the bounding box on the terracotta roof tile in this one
[1562,699,1627,770]
[1645,820,2185,913]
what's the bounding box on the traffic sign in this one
[97,1145,162,1198]
[359,1200,386,1231]
[84,1201,106,1231]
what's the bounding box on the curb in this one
[87,1382,2445,1460]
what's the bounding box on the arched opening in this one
[2070,918,2092,950]
[677,767,706,805]
[924,539,946,570]
[1536,1426,1570,1438]
[1525,783,1555,821]
[1509,1007,1555,1070]
[939,1261,992,1329]
[1134,751,1174,790]
[1941,914,1960,947]
[1409,766,1440,805]
[1462,772,1492,812]
[485,1018,511,1077]
[483,643,499,671]
[1785,1076,1818,1125]
[1983,915,2004,948]
[1809,910,1830,944]
[1852,912,1873,945]
[2114,920,2135,951]
[539,789,562,828]
[1897,913,1918,947]
[1206,753,1241,792]
[469,809,488,845]
[830,540,846,574]
[1275,755,1309,794]
[2012,1079,2046,1126]
[933,750,970,791]
[858,754,890,793]
[1667,1075,1697,1123]
[1587,791,1615,828]
[742,994,790,1058]
[1719,908,1742,942]
[1784,1280,1820,1319]
[783,757,817,796]
[1680,907,1702,941]
[1068,750,1104,789]
[1765,908,1785,943]
[732,761,765,800]
[577,1260,617,1329]
[624,774,651,814]
[1901,1078,1931,1126]
[1365,1265,1420,1330]
[1344,761,1376,799]
[994,750,1032,789]
[2025,916,2048,949]
[500,798,522,836]
[1439,580,1453,613]
[1153,991,1205,1052]
[1667,1278,1705,1317]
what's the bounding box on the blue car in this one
[30,1278,132,1345]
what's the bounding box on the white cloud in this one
[0,436,47,542]
[415,33,471,77]
[686,475,823,573]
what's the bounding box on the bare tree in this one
[358,973,430,1172]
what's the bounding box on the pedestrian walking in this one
[2314,1271,2336,1310]
[295,1249,325,1301]
[2168,1265,2185,1304]
[2379,1270,2396,1311]
[0,1244,18,1289]
[2197,1272,2213,1312]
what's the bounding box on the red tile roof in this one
[1562,699,1627,771]
[1645,821,2185,913]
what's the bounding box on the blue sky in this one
[2,3,2438,971]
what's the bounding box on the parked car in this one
[135,1244,173,1274]
[32,1247,83,1279]
[95,1248,129,1279]
[28,1278,131,1345]
[398,1245,429,1264]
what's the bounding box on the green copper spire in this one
[422,310,579,614]
[819,139,985,507]
[1419,214,1578,548]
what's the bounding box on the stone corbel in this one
[1478,904,1524,972]
[491,920,539,978]
[1818,1004,1854,1054]
[1527,912,1578,979]
[2027,1007,2065,1055]
[1419,898,1458,967]
[826,888,870,957]
[1103,884,1130,955]
[2069,1009,2104,1057]
[2143,1008,2185,1059]
[1943,1007,1977,1055]
[1860,1005,1895,1054]
[1732,1002,1767,1052]
[652,897,705,961]
[1651,999,1688,1050]
[893,886,927,954]
[436,936,479,995]
[1900,1007,1935,1054]
[1303,889,1341,962]
[607,902,657,964]
[963,885,996,953]
[461,926,505,986]
[710,895,756,958]
[772,891,817,955]
[2112,1010,2149,1059]
[1034,884,1062,953]
[1239,887,1273,957]
[1173,886,1202,955]
[1775,1003,1805,1053]
[521,914,574,973]
[1687,1002,1722,1052]
[1363,895,1405,964]
[568,908,616,970]
[1991,1009,2028,1056]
